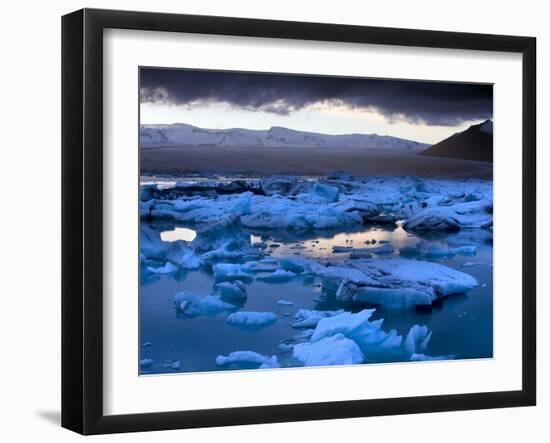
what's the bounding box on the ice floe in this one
[400,242,476,260]
[212,263,254,282]
[256,269,297,282]
[214,280,247,303]
[332,258,478,308]
[215,351,280,369]
[147,262,178,274]
[226,311,278,328]
[292,308,345,329]
[174,291,236,317]
[140,358,154,368]
[293,333,365,366]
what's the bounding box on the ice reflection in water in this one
[160,226,197,242]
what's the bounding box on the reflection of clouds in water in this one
[160,226,197,242]
[251,222,416,261]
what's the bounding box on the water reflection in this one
[160,226,197,242]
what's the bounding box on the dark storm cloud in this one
[140,68,492,126]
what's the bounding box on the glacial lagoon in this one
[139,175,493,374]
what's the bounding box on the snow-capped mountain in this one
[140,123,429,151]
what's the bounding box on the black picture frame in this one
[61,8,537,435]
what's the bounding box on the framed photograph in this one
[61,8,536,435]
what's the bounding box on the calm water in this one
[139,221,493,374]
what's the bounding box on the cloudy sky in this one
[140,68,493,144]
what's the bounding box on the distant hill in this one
[140,123,429,151]
[420,120,493,163]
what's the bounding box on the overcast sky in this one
[140,68,493,144]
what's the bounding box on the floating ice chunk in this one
[313,182,339,202]
[173,291,235,317]
[403,325,432,356]
[140,358,154,368]
[403,199,493,231]
[261,176,299,196]
[348,258,478,302]
[146,262,178,274]
[333,199,379,217]
[231,191,252,215]
[292,308,345,329]
[140,200,154,218]
[310,263,379,287]
[140,226,170,259]
[214,280,247,302]
[226,311,278,328]
[257,269,297,282]
[142,342,153,347]
[293,333,364,366]
[167,242,203,269]
[337,282,434,309]
[277,300,294,306]
[402,242,477,260]
[215,351,280,369]
[403,208,461,231]
[278,257,316,274]
[410,353,451,361]
[240,195,362,230]
[212,263,253,282]
[163,360,181,370]
[311,310,403,355]
[278,342,294,352]
[332,246,353,253]
[242,260,280,273]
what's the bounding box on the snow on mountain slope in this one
[140,123,429,151]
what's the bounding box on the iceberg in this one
[163,360,181,370]
[403,199,493,231]
[215,351,280,369]
[212,263,254,282]
[400,241,476,260]
[256,269,297,282]
[146,262,178,274]
[336,258,478,307]
[292,308,345,329]
[140,226,171,259]
[226,311,278,328]
[278,257,316,274]
[166,242,203,269]
[313,182,340,202]
[214,280,247,302]
[277,300,294,306]
[310,310,403,357]
[173,291,235,317]
[240,195,362,230]
[242,259,280,273]
[140,358,154,368]
[337,282,434,309]
[403,324,432,355]
[293,333,364,366]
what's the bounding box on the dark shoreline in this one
[140,145,493,180]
